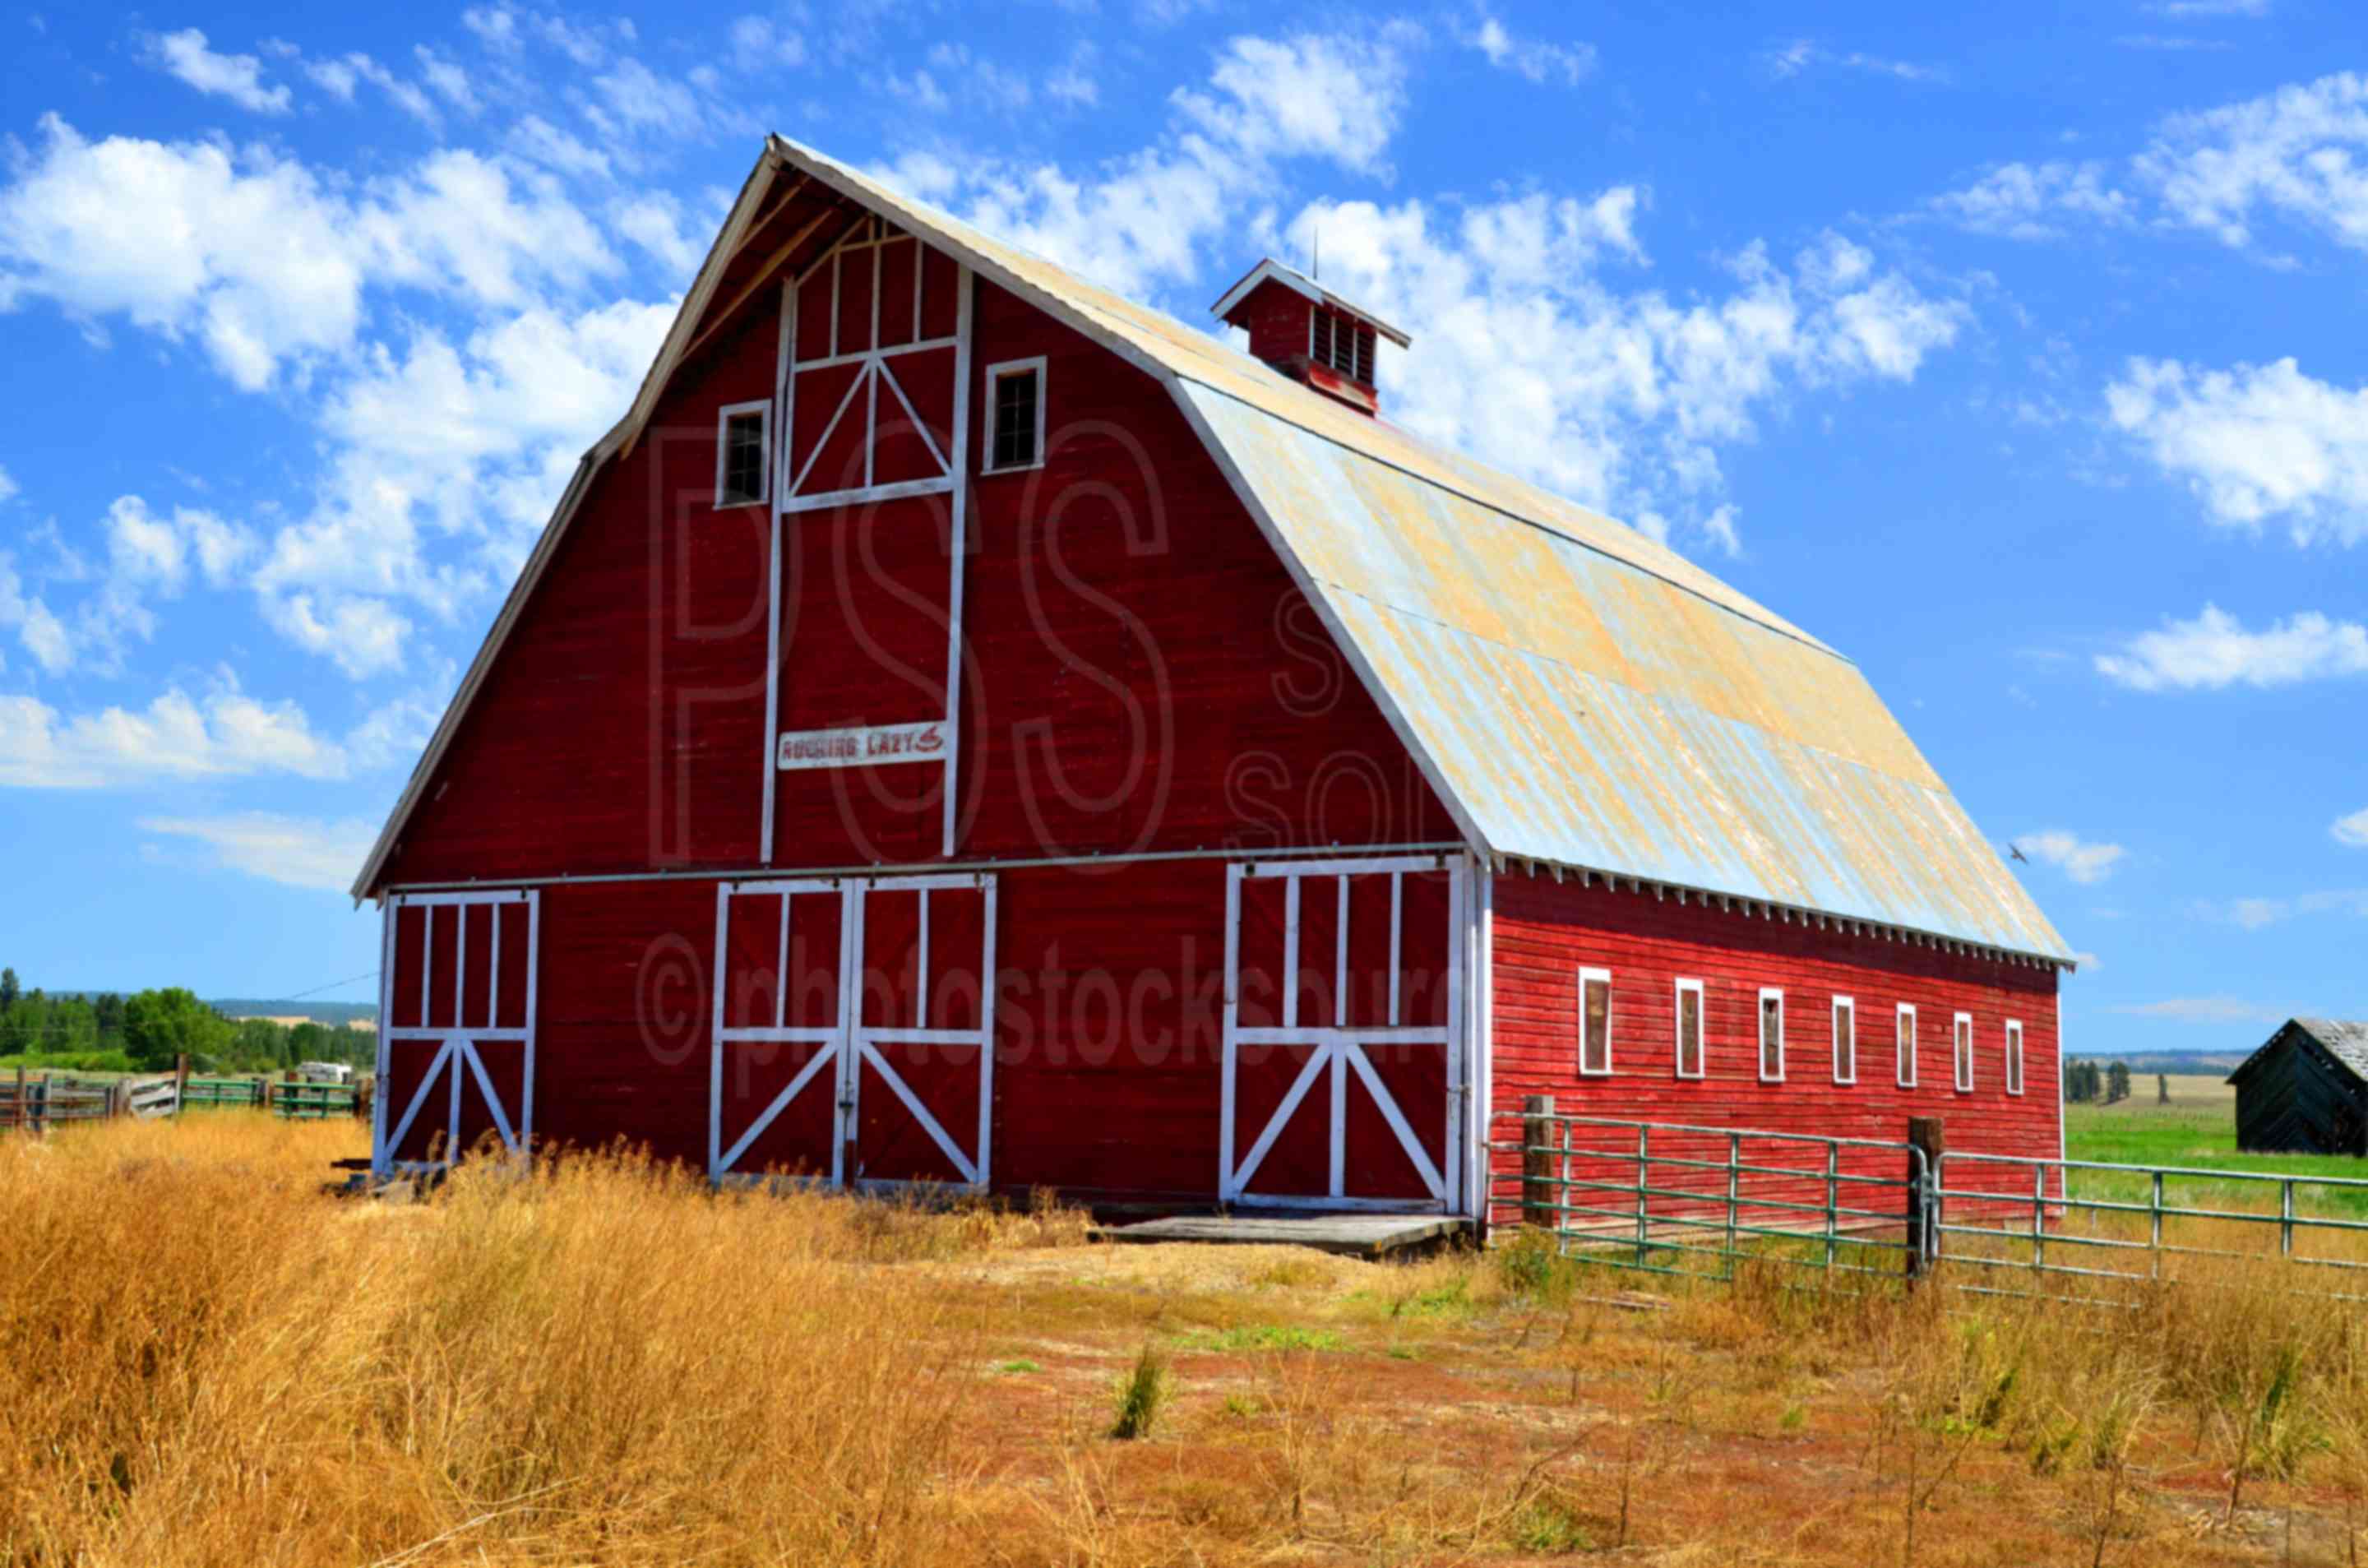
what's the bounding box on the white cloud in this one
[0,119,617,391]
[259,592,411,681]
[2333,807,2368,848]
[2097,604,2368,691]
[143,29,292,115]
[2109,996,2290,1025]
[1766,40,1943,84]
[303,51,442,128]
[0,682,347,788]
[414,49,479,114]
[2013,830,2126,885]
[610,193,705,278]
[2107,356,2368,540]
[1927,160,2134,239]
[0,464,16,503]
[2203,889,2368,929]
[2139,72,2368,254]
[728,16,808,70]
[138,812,379,893]
[1470,15,1597,86]
[1178,31,1412,174]
[0,553,71,673]
[1282,205,1962,552]
[2148,0,2270,16]
[1047,43,1100,107]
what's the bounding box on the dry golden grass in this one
[7,1114,2367,1566]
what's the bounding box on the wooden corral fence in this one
[3,1058,372,1135]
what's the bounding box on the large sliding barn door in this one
[1222,858,1467,1213]
[710,873,997,1190]
[374,890,538,1177]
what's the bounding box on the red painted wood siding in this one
[1487,874,2062,1228]
[377,229,1452,890]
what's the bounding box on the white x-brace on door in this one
[374,889,539,1177]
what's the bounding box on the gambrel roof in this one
[354,135,2073,965]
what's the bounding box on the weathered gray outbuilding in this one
[2227,1019,2368,1156]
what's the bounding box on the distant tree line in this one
[0,967,375,1075]
[2063,1060,2134,1104]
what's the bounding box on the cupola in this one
[1211,259,1410,417]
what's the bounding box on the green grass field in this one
[2063,1073,2368,1219]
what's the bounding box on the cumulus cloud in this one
[2139,72,2368,254]
[2202,889,2368,929]
[2096,604,2368,690]
[1283,206,1963,551]
[1468,14,1597,86]
[0,118,617,391]
[0,682,348,788]
[2109,996,2292,1025]
[2333,807,2368,848]
[2107,356,2368,541]
[143,29,292,115]
[1927,160,2135,240]
[1764,40,1944,83]
[2013,830,2127,885]
[139,812,379,892]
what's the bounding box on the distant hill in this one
[2069,1052,2245,1075]
[210,999,379,1028]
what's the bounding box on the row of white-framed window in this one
[709,358,1048,510]
[1575,969,2026,1095]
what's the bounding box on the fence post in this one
[1521,1095,1556,1232]
[1906,1116,1945,1281]
[10,1065,23,1135]
[1634,1124,1650,1268]
[175,1054,190,1117]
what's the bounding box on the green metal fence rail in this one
[181,1075,266,1110]
[273,1081,363,1119]
[1487,1107,1936,1284]
[1490,1106,2368,1303]
[6,1068,370,1131]
[1934,1149,2368,1302]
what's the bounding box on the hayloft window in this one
[1310,308,1377,384]
[715,401,770,508]
[1673,978,1704,1080]
[2005,1020,2025,1096]
[1758,988,1785,1083]
[1896,1004,1918,1088]
[984,357,1045,473]
[1833,996,1857,1085]
[1577,967,1612,1076]
[1954,1012,1976,1093]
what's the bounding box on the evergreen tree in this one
[2158,1072,2171,1105]
[2107,1061,2131,1103]
[0,967,16,1015]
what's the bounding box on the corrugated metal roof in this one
[2296,1019,2368,1083]
[761,136,2071,960]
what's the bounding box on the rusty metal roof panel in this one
[1185,384,2071,960]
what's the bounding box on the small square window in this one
[2005,1020,2025,1096]
[1833,996,1857,1085]
[1897,1004,1918,1088]
[715,401,770,508]
[984,358,1045,473]
[1759,988,1785,1083]
[1954,1012,1975,1093]
[1674,978,1704,1080]
[1577,967,1612,1076]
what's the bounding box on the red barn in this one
[353,136,2073,1220]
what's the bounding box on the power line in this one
[277,969,381,1004]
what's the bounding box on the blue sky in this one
[0,2,2362,1054]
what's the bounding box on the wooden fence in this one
[3,1061,372,1134]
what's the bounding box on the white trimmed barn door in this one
[1221,858,1466,1213]
[374,890,539,1177]
[710,873,997,1190]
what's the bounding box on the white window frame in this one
[713,399,772,509]
[1954,1011,1975,1093]
[1672,978,1705,1081]
[1757,987,1785,1084]
[1575,965,1612,1077]
[1896,1003,1918,1088]
[2005,1019,2026,1096]
[1832,995,1857,1085]
[982,355,1048,474]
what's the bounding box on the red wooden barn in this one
[352,136,2074,1221]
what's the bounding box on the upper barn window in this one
[1832,995,1857,1085]
[1310,308,1377,384]
[715,401,770,508]
[1896,1003,1918,1088]
[1577,967,1612,1076]
[984,357,1046,473]
[1758,988,1785,1083]
[2005,1019,2026,1096]
[1673,978,1704,1080]
[1954,1011,1976,1092]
